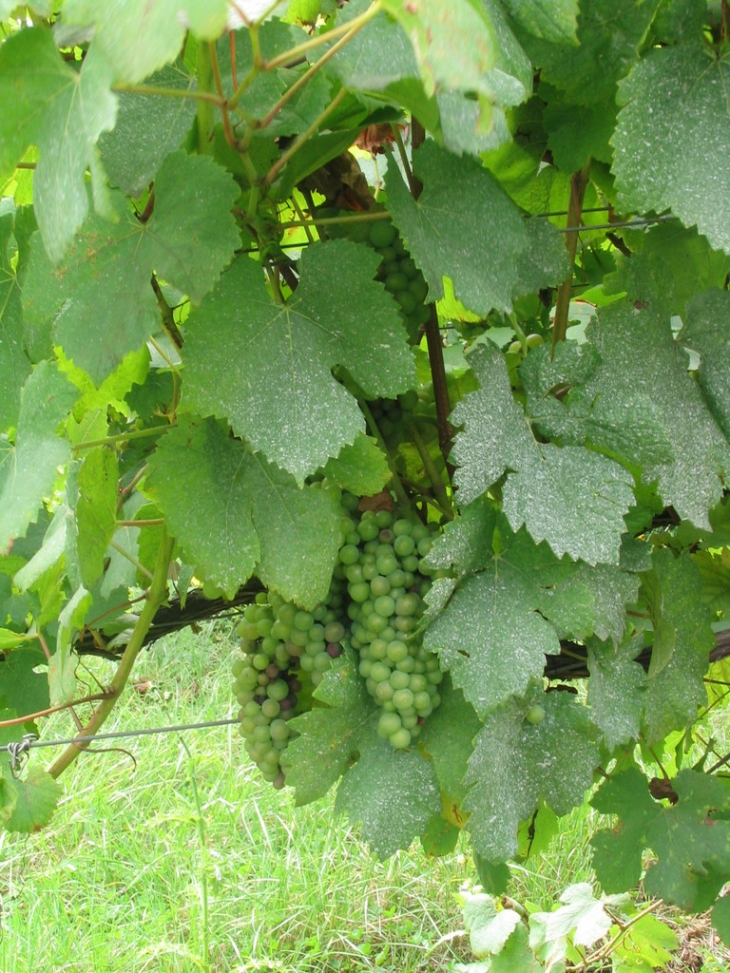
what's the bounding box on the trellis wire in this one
[2,718,240,775]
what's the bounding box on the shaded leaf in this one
[322,434,391,496]
[63,0,230,84]
[0,207,31,430]
[681,289,730,441]
[0,29,116,262]
[0,363,78,552]
[23,151,239,384]
[99,63,197,196]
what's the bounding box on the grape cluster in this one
[325,211,430,342]
[232,575,347,788]
[339,507,443,749]
[232,495,445,787]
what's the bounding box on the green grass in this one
[0,624,476,973]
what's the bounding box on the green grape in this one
[369,220,397,248]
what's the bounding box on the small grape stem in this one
[72,426,164,453]
[47,531,174,780]
[209,41,235,148]
[277,211,390,231]
[552,161,591,352]
[407,422,454,520]
[194,43,217,152]
[112,83,223,106]
[108,538,154,581]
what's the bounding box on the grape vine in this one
[1,0,730,954]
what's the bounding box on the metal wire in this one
[0,718,240,770]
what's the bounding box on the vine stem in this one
[47,531,174,780]
[552,161,591,351]
[195,44,216,152]
[406,118,453,476]
[0,693,113,729]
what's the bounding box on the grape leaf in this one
[0,29,117,263]
[491,925,542,973]
[425,507,564,717]
[501,0,578,44]
[386,141,529,315]
[148,411,258,591]
[284,649,376,805]
[322,434,391,497]
[464,688,599,862]
[451,342,634,564]
[0,646,49,717]
[518,0,659,106]
[183,241,415,484]
[583,301,730,528]
[436,90,510,156]
[591,768,730,912]
[0,206,30,430]
[513,217,570,298]
[0,363,78,552]
[22,151,239,384]
[148,416,342,608]
[614,44,730,254]
[462,892,521,957]
[419,679,482,806]
[381,0,497,100]
[522,341,675,472]
[681,289,730,441]
[542,85,615,171]
[244,451,343,609]
[335,735,441,859]
[63,0,230,84]
[98,63,197,196]
[326,0,418,91]
[587,636,645,750]
[605,223,730,320]
[70,447,119,590]
[640,549,714,744]
[4,767,62,834]
[530,883,615,952]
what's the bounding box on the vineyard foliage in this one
[1,0,730,949]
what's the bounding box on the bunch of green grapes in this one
[338,508,444,750]
[232,576,347,788]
